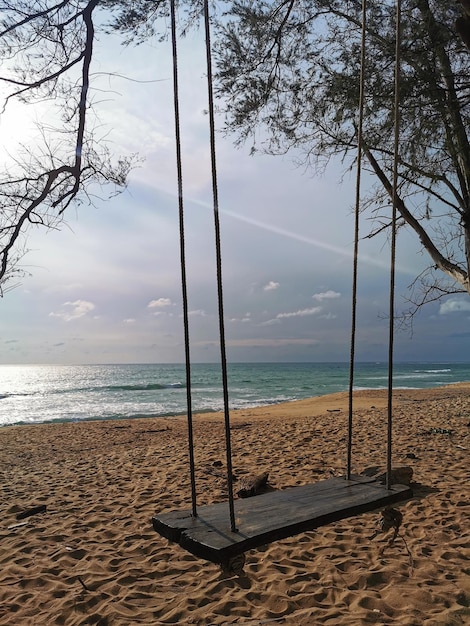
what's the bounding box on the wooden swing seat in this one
[152,475,412,565]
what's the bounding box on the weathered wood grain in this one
[152,475,412,564]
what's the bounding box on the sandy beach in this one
[1,384,469,625]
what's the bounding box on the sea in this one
[1,361,469,427]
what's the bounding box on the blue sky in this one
[1,27,470,365]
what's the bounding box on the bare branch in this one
[0,0,135,289]
[364,145,469,291]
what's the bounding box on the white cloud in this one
[264,281,280,291]
[312,290,341,301]
[4,31,450,365]
[49,300,95,322]
[148,298,172,308]
[277,306,322,319]
[260,318,281,326]
[230,313,251,323]
[439,299,470,314]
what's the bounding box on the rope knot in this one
[380,506,403,533]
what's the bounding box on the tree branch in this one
[0,0,134,290]
[364,145,469,292]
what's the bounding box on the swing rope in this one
[170,0,197,517]
[387,0,402,489]
[151,2,412,568]
[203,0,237,532]
[349,0,402,488]
[170,0,402,533]
[347,0,367,481]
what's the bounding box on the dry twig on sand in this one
[376,507,414,573]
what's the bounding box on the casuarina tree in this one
[211,0,470,315]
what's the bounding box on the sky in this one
[1,21,470,365]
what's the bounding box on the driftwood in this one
[361,466,413,486]
[16,504,47,520]
[7,521,29,530]
[237,472,269,498]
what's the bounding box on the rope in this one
[347,0,367,480]
[170,0,197,517]
[203,0,237,533]
[387,0,402,489]
[368,507,414,572]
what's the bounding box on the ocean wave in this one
[413,368,452,374]
[98,382,185,392]
[47,382,187,395]
[2,362,468,427]
[393,371,452,379]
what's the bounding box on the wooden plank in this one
[152,476,412,564]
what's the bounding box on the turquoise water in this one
[1,361,469,426]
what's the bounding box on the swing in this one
[152,0,411,572]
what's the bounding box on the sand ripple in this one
[1,385,469,624]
